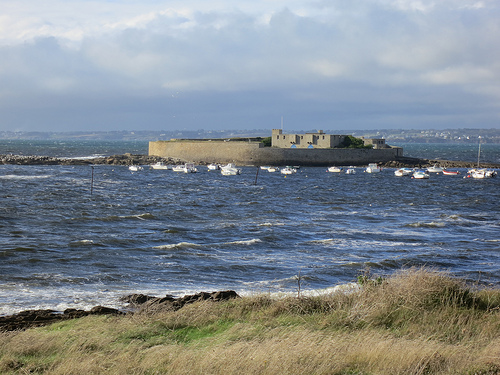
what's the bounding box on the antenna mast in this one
[477,136,481,168]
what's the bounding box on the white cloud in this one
[0,0,499,131]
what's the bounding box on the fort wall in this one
[149,140,403,166]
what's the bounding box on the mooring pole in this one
[91,166,94,195]
[254,166,260,185]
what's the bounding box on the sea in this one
[1,140,499,316]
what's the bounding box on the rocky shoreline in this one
[381,156,500,169]
[0,290,239,331]
[0,153,180,166]
[1,153,499,168]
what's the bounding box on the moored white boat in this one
[412,170,429,179]
[129,165,143,171]
[220,163,241,175]
[267,167,280,172]
[465,141,497,178]
[280,166,297,175]
[442,169,460,176]
[207,163,220,171]
[365,163,381,173]
[466,168,497,179]
[345,168,356,175]
[394,168,413,177]
[173,163,198,173]
[327,166,343,173]
[150,162,170,170]
[426,164,444,173]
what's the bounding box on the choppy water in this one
[0,140,499,315]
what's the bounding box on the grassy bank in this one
[1,268,499,374]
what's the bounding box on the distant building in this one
[272,129,388,149]
[272,129,345,149]
[361,137,389,149]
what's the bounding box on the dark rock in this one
[211,290,239,301]
[0,306,123,331]
[2,153,499,168]
[384,156,500,169]
[63,309,89,318]
[0,153,180,166]
[120,294,158,305]
[89,306,124,315]
[0,290,239,331]
[127,290,241,314]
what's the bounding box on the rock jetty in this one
[121,290,240,314]
[0,153,180,166]
[0,290,239,331]
[1,153,499,168]
[381,156,500,169]
[0,306,124,331]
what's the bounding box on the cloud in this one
[0,0,499,131]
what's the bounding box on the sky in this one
[1,0,499,133]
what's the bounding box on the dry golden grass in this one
[1,268,499,374]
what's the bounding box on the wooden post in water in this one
[254,167,259,185]
[91,166,94,195]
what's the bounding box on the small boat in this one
[365,163,382,173]
[464,140,498,179]
[267,167,280,172]
[327,166,343,173]
[173,163,198,173]
[442,169,461,176]
[260,166,271,170]
[207,163,220,171]
[220,163,241,175]
[150,162,170,170]
[466,168,497,179]
[280,166,297,175]
[394,168,413,177]
[426,164,444,173]
[172,165,184,172]
[412,170,429,179]
[345,168,356,175]
[129,165,143,171]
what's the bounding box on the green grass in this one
[1,267,500,374]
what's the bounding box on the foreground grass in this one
[1,268,500,374]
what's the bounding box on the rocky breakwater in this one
[121,290,240,314]
[0,291,239,331]
[0,153,182,166]
[2,153,499,169]
[383,156,500,169]
[0,306,124,331]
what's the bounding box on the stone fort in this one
[149,129,402,167]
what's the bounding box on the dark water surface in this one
[0,141,499,315]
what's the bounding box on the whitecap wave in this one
[0,174,52,180]
[71,240,94,245]
[224,239,262,246]
[307,238,336,244]
[238,282,360,298]
[406,222,446,228]
[153,242,200,249]
[258,222,285,227]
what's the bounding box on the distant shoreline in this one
[1,153,500,169]
[1,128,500,143]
